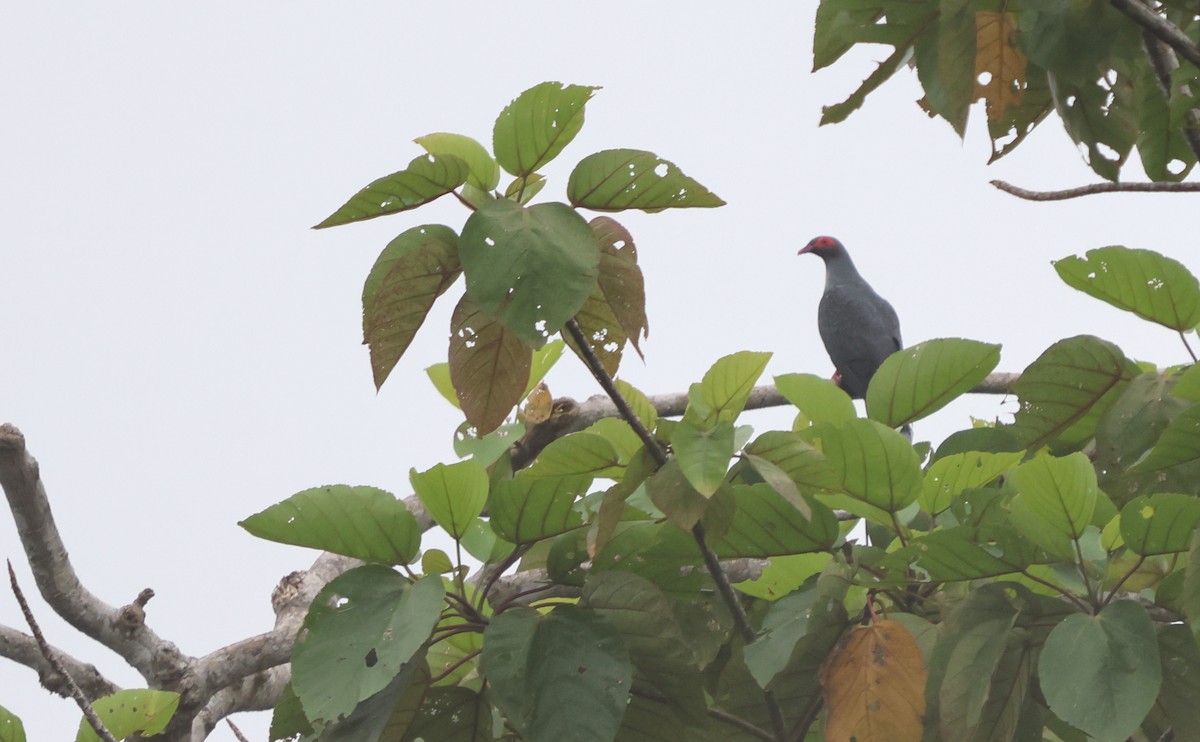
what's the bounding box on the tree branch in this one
[991,179,1200,201]
[1110,0,1200,68]
[0,623,119,701]
[0,424,187,684]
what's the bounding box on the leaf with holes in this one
[292,569,443,725]
[239,485,420,564]
[821,620,927,742]
[1055,247,1200,331]
[314,153,470,229]
[1120,493,1200,556]
[361,225,460,390]
[415,132,500,191]
[866,338,1000,428]
[566,217,648,374]
[448,294,531,435]
[567,149,725,212]
[460,199,600,349]
[1039,600,1160,742]
[75,691,178,742]
[493,82,598,178]
[1008,335,1138,450]
[409,460,489,539]
[490,474,588,544]
[914,0,975,136]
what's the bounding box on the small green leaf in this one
[493,82,598,177]
[461,517,515,563]
[453,420,524,467]
[1054,246,1200,331]
[567,149,725,212]
[920,450,1023,514]
[809,418,923,513]
[425,363,460,409]
[865,338,1001,428]
[460,199,600,348]
[421,549,454,575]
[315,153,470,229]
[646,458,711,532]
[415,132,500,190]
[1008,335,1138,450]
[671,420,735,497]
[1010,453,1098,558]
[1175,363,1200,400]
[690,351,772,427]
[774,372,856,426]
[1120,493,1200,555]
[524,432,622,480]
[490,475,588,544]
[448,293,532,435]
[744,586,820,687]
[504,173,546,204]
[409,460,489,539]
[239,485,420,564]
[293,568,444,724]
[714,483,839,557]
[0,706,25,742]
[1039,600,1161,742]
[743,430,839,494]
[75,691,178,742]
[614,379,657,430]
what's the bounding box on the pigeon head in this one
[798,235,845,259]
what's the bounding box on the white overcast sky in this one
[2,4,1194,739]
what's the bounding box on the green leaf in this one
[614,379,658,431]
[448,293,532,435]
[583,572,706,720]
[0,706,25,742]
[689,351,772,427]
[567,149,725,212]
[986,60,1054,163]
[239,485,420,564]
[493,82,598,177]
[490,474,588,544]
[913,0,976,136]
[713,483,839,557]
[293,569,443,724]
[938,618,1036,741]
[744,585,820,687]
[1120,493,1200,556]
[460,199,600,348]
[1010,453,1098,557]
[734,553,830,600]
[1133,57,1198,182]
[319,660,430,741]
[482,606,632,742]
[453,420,524,466]
[1155,624,1200,737]
[524,432,622,480]
[425,363,460,409]
[813,0,938,70]
[774,372,856,426]
[1039,600,1161,742]
[461,517,515,564]
[865,338,1001,428]
[1049,73,1138,181]
[906,525,1039,580]
[1177,363,1200,401]
[314,153,470,229]
[1054,247,1200,331]
[415,132,500,191]
[919,450,1023,514]
[504,173,546,204]
[1131,404,1200,476]
[646,458,711,532]
[809,418,923,513]
[75,691,178,742]
[409,461,489,539]
[1008,335,1138,450]
[361,225,460,390]
[1095,371,1191,487]
[742,431,838,494]
[671,420,735,497]
[401,687,492,741]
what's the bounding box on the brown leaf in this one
[974,11,1027,123]
[522,382,553,425]
[448,294,531,435]
[568,217,648,375]
[821,619,927,742]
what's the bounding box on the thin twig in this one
[8,561,117,742]
[1109,0,1200,68]
[1180,332,1198,362]
[991,179,1200,201]
[430,649,482,684]
[1103,556,1146,608]
[227,719,251,742]
[1020,569,1092,613]
[793,697,825,741]
[707,707,777,742]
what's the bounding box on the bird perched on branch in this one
[798,235,902,399]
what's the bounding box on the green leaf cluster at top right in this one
[814,0,1200,180]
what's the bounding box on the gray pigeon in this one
[798,235,902,399]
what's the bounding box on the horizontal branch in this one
[0,622,119,701]
[991,179,1200,201]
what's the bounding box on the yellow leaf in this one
[821,619,927,742]
[522,382,554,425]
[974,11,1028,122]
